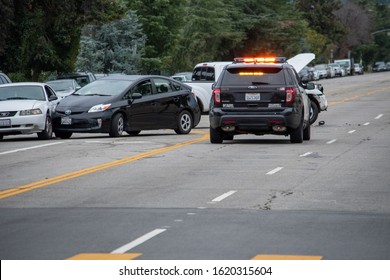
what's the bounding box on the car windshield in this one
[0,86,45,101]
[47,80,76,91]
[315,65,327,70]
[73,80,132,96]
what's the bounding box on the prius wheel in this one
[110,113,124,137]
[37,116,53,140]
[175,110,192,134]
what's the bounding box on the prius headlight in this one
[88,104,111,113]
[20,108,42,115]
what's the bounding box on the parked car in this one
[0,71,12,84]
[46,79,81,98]
[0,82,59,140]
[53,75,201,139]
[386,62,390,71]
[56,71,97,87]
[299,66,315,82]
[354,64,364,75]
[372,61,386,72]
[171,72,192,82]
[314,64,329,79]
[328,63,346,77]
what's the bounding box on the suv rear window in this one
[221,67,287,86]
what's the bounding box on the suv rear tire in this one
[290,120,303,143]
[210,127,223,143]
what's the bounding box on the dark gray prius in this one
[53,75,201,139]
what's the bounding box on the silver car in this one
[46,79,81,98]
[0,82,59,140]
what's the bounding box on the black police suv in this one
[209,57,312,143]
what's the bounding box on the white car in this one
[46,79,81,98]
[0,82,59,140]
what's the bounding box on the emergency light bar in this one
[234,57,286,64]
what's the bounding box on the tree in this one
[0,0,14,57]
[125,0,187,74]
[0,0,125,81]
[77,11,146,74]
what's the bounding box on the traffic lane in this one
[0,130,208,192]
[1,207,389,260]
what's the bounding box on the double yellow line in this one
[0,131,209,200]
[328,85,390,106]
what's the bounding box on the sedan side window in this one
[132,80,152,96]
[154,78,173,94]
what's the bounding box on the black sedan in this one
[52,75,201,138]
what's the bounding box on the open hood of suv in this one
[287,53,315,73]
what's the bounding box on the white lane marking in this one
[327,139,337,144]
[0,142,64,155]
[266,167,284,175]
[299,152,312,157]
[348,130,356,134]
[363,122,370,126]
[375,114,383,120]
[111,229,166,254]
[212,190,237,202]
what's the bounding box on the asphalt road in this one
[1,72,389,260]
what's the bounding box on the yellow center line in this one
[328,85,390,106]
[0,131,209,200]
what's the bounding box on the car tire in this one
[303,122,311,141]
[223,134,234,141]
[290,119,303,143]
[55,131,73,139]
[0,134,3,140]
[37,116,53,140]
[175,110,192,134]
[126,130,141,136]
[109,113,124,137]
[210,127,223,143]
[309,100,319,125]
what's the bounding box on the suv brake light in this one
[212,88,221,105]
[285,87,296,104]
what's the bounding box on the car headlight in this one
[88,104,111,113]
[19,108,42,115]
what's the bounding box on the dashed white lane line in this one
[327,139,337,144]
[0,142,64,155]
[299,152,312,157]
[348,130,356,134]
[375,114,383,120]
[211,190,237,202]
[266,167,284,175]
[363,122,370,126]
[111,229,166,254]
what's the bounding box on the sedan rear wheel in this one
[37,116,53,140]
[55,131,73,139]
[175,110,192,134]
[309,100,319,125]
[109,113,124,137]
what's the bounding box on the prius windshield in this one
[73,80,132,96]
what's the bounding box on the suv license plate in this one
[0,119,11,127]
[245,93,260,101]
[61,117,72,125]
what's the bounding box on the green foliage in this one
[0,0,125,81]
[77,11,146,74]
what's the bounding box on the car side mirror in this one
[49,95,58,101]
[211,83,216,90]
[128,92,142,105]
[305,82,315,90]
